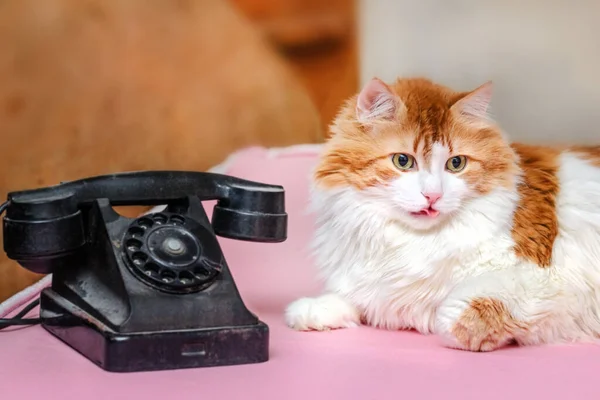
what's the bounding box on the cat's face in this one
[315,77,518,231]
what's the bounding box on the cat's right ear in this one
[356,78,400,123]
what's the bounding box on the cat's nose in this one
[423,192,442,205]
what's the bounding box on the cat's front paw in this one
[285,293,361,331]
[436,297,522,352]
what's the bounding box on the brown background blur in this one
[0,0,358,301]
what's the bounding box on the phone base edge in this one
[39,290,269,373]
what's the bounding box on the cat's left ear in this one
[451,81,493,121]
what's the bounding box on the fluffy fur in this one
[285,76,600,351]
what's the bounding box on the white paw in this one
[285,294,361,331]
[435,297,470,349]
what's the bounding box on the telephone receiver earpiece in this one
[210,180,287,242]
[2,171,287,273]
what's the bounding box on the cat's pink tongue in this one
[414,208,440,217]
[428,209,440,217]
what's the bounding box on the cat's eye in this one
[446,155,467,172]
[391,153,415,170]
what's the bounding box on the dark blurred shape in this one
[232,0,359,133]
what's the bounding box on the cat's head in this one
[314,77,519,231]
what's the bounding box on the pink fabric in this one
[1,145,600,399]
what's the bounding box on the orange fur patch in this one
[451,128,517,194]
[511,144,560,268]
[451,298,529,352]
[569,145,600,167]
[314,77,517,194]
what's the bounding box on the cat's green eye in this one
[392,153,415,170]
[446,155,467,172]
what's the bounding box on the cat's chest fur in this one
[311,187,519,334]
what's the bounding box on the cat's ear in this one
[452,81,493,121]
[356,77,400,122]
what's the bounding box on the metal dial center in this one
[124,212,222,294]
[163,238,185,255]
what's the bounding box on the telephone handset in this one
[1,170,288,372]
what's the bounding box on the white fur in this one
[285,294,361,331]
[286,145,600,350]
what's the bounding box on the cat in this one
[285,76,600,351]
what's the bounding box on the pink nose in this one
[423,192,442,205]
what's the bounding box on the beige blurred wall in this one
[358,0,600,144]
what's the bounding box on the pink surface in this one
[1,145,600,399]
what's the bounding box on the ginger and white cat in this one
[285,76,600,351]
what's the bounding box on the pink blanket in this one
[1,144,599,400]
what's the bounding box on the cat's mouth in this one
[410,207,440,218]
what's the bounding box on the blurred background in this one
[0,0,598,301]
[360,0,600,143]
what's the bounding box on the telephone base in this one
[39,289,269,373]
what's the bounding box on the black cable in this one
[0,200,43,330]
[0,298,42,330]
[0,317,41,327]
[0,200,9,215]
[12,298,40,319]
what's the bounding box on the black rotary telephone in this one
[0,171,287,373]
